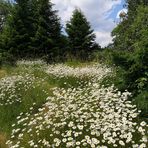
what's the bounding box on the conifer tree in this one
[0,0,13,55]
[32,0,61,60]
[66,9,99,60]
[0,0,12,32]
[6,0,36,58]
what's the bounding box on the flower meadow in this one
[46,64,112,79]
[0,74,35,106]
[0,61,147,148]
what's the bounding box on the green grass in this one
[0,70,7,79]
[0,62,147,147]
[0,64,90,147]
[0,79,50,132]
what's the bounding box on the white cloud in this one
[51,0,122,47]
[95,31,113,47]
[116,8,128,19]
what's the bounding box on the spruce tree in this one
[6,0,37,58]
[66,9,99,60]
[32,0,61,60]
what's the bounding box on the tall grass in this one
[0,61,90,145]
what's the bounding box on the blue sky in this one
[52,0,126,47]
[109,0,125,19]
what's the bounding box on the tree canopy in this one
[66,9,100,60]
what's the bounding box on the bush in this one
[134,91,148,117]
[111,16,148,114]
[0,52,15,67]
[111,6,148,92]
[92,49,113,64]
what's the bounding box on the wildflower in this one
[140,121,146,127]
[119,140,125,146]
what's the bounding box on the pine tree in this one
[32,0,61,60]
[66,9,99,60]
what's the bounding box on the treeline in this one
[0,0,100,64]
[110,0,148,116]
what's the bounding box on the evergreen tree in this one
[0,0,13,52]
[66,9,99,60]
[5,0,37,58]
[0,0,13,32]
[32,0,61,60]
[0,1,16,65]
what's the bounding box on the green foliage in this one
[0,0,66,62]
[0,52,15,67]
[113,6,148,91]
[0,0,13,32]
[111,2,148,115]
[134,91,148,116]
[92,49,113,64]
[32,0,62,60]
[66,9,100,61]
[0,0,13,66]
[112,1,148,51]
[3,0,38,58]
[0,1,101,63]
